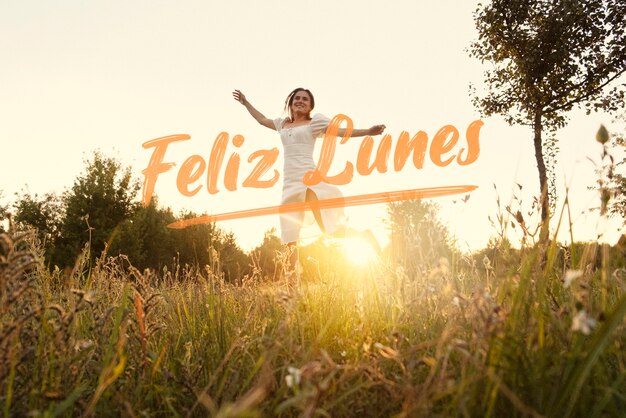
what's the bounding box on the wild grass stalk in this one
[0,209,624,416]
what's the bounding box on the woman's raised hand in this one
[232,90,247,105]
[368,124,386,135]
[232,90,274,129]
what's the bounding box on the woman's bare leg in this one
[286,242,298,272]
[330,226,381,253]
[305,188,380,253]
[284,242,301,286]
[305,188,326,233]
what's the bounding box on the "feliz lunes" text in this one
[141,114,482,208]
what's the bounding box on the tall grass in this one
[1,208,625,417]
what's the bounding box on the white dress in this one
[273,113,345,243]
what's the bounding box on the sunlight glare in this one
[341,237,378,266]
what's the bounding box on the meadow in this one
[1,205,625,418]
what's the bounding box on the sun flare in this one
[341,237,379,266]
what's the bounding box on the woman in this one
[233,88,385,277]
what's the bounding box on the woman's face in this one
[290,90,313,116]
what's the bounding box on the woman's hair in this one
[284,87,315,121]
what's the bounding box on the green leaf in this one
[596,125,610,145]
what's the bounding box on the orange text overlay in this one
[140,114,483,228]
[167,185,477,229]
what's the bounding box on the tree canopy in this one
[8,152,251,281]
[12,191,63,264]
[470,0,626,234]
[53,152,140,267]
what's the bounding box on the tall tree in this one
[54,152,140,267]
[470,0,626,236]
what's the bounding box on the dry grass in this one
[1,213,625,417]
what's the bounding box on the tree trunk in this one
[533,110,550,241]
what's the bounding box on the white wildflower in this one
[73,339,94,352]
[482,255,492,270]
[452,296,461,308]
[612,268,626,281]
[285,366,301,388]
[563,270,583,288]
[571,310,597,335]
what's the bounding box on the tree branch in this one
[544,62,626,114]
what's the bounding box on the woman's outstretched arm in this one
[233,90,275,130]
[337,124,386,137]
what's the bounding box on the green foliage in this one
[54,152,140,267]
[0,191,7,216]
[109,203,251,282]
[590,118,626,225]
[6,152,249,280]
[386,199,454,276]
[250,228,283,280]
[606,115,626,222]
[12,191,63,264]
[0,191,7,232]
[166,211,250,282]
[210,230,250,283]
[108,198,174,269]
[470,0,626,126]
[470,0,626,225]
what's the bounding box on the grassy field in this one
[1,219,625,417]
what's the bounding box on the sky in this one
[1,0,624,253]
